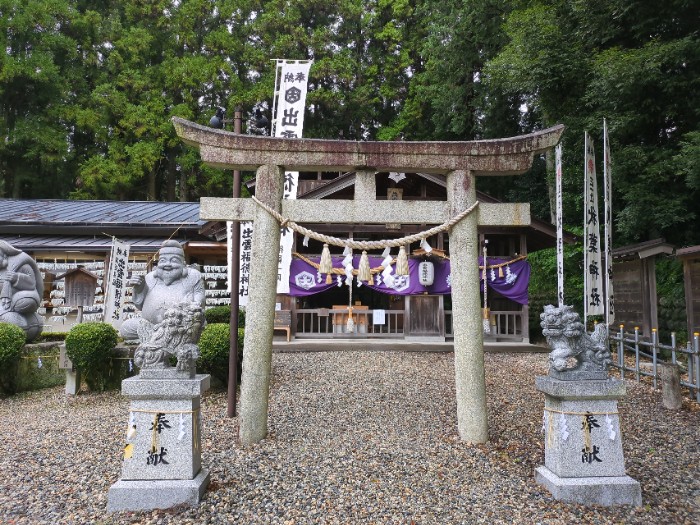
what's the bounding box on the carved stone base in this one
[535,466,641,507]
[107,469,210,512]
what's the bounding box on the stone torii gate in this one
[173,117,564,445]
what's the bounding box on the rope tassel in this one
[319,244,333,275]
[358,251,371,282]
[396,246,409,276]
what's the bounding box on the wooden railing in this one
[445,310,525,340]
[294,308,527,340]
[294,308,405,338]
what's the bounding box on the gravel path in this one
[1,351,698,524]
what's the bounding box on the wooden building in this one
[677,245,700,337]
[1,191,569,341]
[200,171,572,343]
[611,238,675,337]
[0,199,226,331]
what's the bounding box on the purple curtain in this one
[288,255,530,305]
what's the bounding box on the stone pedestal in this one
[107,374,211,512]
[534,376,641,507]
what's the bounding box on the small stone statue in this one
[120,240,205,342]
[0,240,44,341]
[133,301,204,375]
[540,304,611,379]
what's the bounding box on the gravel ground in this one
[0,351,699,525]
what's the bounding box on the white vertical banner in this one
[603,119,615,325]
[555,143,565,307]
[238,221,253,306]
[272,59,312,294]
[584,132,604,322]
[103,237,130,326]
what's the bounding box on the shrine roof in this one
[0,233,171,253]
[677,245,700,258]
[612,238,675,260]
[0,199,205,235]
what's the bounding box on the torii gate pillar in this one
[173,117,564,445]
[447,170,488,441]
[238,164,284,444]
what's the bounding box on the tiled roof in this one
[0,234,167,252]
[0,199,203,227]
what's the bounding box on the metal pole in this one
[634,326,640,382]
[671,332,677,364]
[618,324,625,380]
[694,333,700,402]
[227,107,242,418]
[652,328,658,389]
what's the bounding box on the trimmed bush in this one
[198,323,243,386]
[204,306,246,327]
[65,322,118,392]
[0,322,26,395]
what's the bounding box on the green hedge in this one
[198,323,243,386]
[37,332,69,342]
[204,306,246,327]
[0,322,26,395]
[65,322,119,392]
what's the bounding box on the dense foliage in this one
[2,0,697,243]
[0,322,26,395]
[65,322,118,391]
[1,1,698,317]
[198,323,243,385]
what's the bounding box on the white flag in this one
[555,143,564,307]
[584,132,604,320]
[603,120,615,325]
[103,237,130,325]
[273,60,312,294]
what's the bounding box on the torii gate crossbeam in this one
[173,117,564,445]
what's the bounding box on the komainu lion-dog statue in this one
[540,304,611,377]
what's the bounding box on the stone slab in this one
[536,376,626,400]
[107,469,210,512]
[535,466,641,507]
[139,368,196,380]
[199,197,530,227]
[121,374,210,399]
[548,369,609,381]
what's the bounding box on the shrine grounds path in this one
[1,351,698,525]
